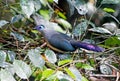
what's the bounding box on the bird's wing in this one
[46,33,75,52]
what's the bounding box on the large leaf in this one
[73,21,88,36]
[0,20,9,28]
[0,50,13,68]
[64,68,76,79]
[102,22,118,33]
[13,60,32,79]
[100,64,112,75]
[105,36,120,47]
[88,27,112,34]
[46,71,73,81]
[34,0,41,11]
[5,65,15,75]
[7,51,16,62]
[101,0,120,4]
[50,71,73,81]
[0,62,13,68]
[0,50,6,65]
[20,0,35,18]
[28,47,45,69]
[45,49,57,63]
[68,66,82,81]
[0,69,16,81]
[11,15,24,23]
[10,32,25,42]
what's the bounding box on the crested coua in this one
[35,25,105,53]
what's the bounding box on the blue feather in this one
[70,41,105,52]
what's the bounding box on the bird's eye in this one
[35,25,45,30]
[38,25,44,30]
[39,25,45,29]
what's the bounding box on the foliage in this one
[0,0,120,81]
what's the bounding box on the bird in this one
[34,25,105,53]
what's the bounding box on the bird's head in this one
[34,25,45,31]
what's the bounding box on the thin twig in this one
[116,72,120,81]
[60,59,86,68]
[40,42,47,48]
[89,74,119,77]
[23,41,31,50]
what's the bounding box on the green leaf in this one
[75,62,82,68]
[105,36,120,47]
[20,0,35,18]
[39,10,50,20]
[103,8,115,13]
[45,49,57,63]
[28,47,45,69]
[13,60,32,79]
[64,68,76,79]
[58,59,72,66]
[89,58,95,67]
[81,64,94,70]
[48,0,53,3]
[58,11,67,19]
[31,30,39,33]
[0,20,9,28]
[0,69,16,81]
[82,76,89,81]
[55,18,72,29]
[41,69,54,79]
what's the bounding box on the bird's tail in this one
[70,41,105,52]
